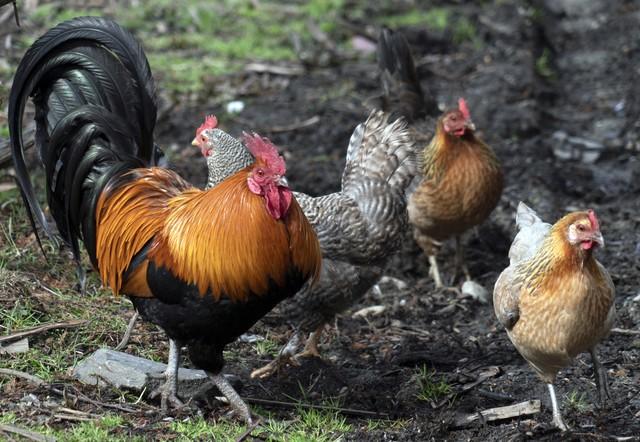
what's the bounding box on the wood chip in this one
[452,400,541,429]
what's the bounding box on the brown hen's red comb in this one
[196,115,218,136]
[458,98,471,120]
[241,132,286,175]
[587,209,599,230]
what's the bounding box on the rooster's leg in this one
[428,255,444,288]
[294,326,324,359]
[454,235,471,282]
[250,332,302,379]
[547,383,568,431]
[149,339,184,411]
[115,311,139,351]
[590,348,610,406]
[208,372,253,425]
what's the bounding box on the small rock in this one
[237,333,263,343]
[551,131,605,163]
[73,348,240,400]
[225,100,244,114]
[20,394,40,407]
[462,280,491,305]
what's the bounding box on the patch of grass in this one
[535,48,555,79]
[253,334,280,357]
[564,390,590,413]
[453,17,480,46]
[382,8,450,30]
[170,416,246,442]
[415,365,453,402]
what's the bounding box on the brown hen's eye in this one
[577,224,586,232]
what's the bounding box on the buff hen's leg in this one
[454,235,471,282]
[149,339,184,411]
[590,348,610,406]
[207,372,253,425]
[547,383,568,431]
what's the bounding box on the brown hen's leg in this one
[295,325,324,359]
[149,339,184,411]
[547,383,568,431]
[250,332,302,379]
[454,235,471,282]
[208,372,253,425]
[428,255,444,288]
[590,348,610,406]
[115,311,138,351]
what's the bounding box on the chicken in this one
[192,111,417,378]
[493,202,615,431]
[377,28,504,288]
[9,17,321,423]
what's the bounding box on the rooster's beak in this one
[592,231,605,248]
[465,119,476,131]
[277,176,289,188]
[191,138,198,147]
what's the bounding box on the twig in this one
[435,366,500,408]
[235,418,262,442]
[477,388,515,402]
[263,116,320,134]
[0,423,55,442]
[611,327,640,336]
[0,319,87,344]
[245,62,304,76]
[0,368,46,386]
[245,397,388,418]
[451,400,541,429]
[115,311,139,351]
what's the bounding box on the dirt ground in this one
[1,0,639,441]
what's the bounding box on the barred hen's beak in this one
[191,138,198,147]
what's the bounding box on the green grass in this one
[415,365,453,402]
[535,48,555,79]
[563,390,590,413]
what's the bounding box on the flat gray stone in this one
[72,348,238,399]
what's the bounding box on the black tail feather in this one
[9,17,156,268]
[377,27,437,121]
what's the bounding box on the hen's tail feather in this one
[9,17,156,265]
[377,27,437,121]
[342,110,417,196]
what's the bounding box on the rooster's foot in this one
[148,339,184,411]
[293,327,323,360]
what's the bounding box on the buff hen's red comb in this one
[241,133,286,175]
[196,115,218,136]
[587,209,599,230]
[458,98,471,120]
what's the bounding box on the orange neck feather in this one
[149,167,321,301]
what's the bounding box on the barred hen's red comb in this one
[587,209,599,230]
[458,98,471,120]
[241,132,286,175]
[196,115,218,136]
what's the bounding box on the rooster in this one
[378,28,504,288]
[192,111,416,378]
[493,202,615,431]
[9,17,321,423]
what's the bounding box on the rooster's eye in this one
[201,135,206,142]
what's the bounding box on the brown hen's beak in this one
[191,137,198,147]
[465,119,476,131]
[592,231,605,247]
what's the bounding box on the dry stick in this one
[611,327,640,336]
[114,311,139,351]
[0,319,87,344]
[264,116,321,134]
[235,418,262,442]
[244,397,388,418]
[0,423,56,442]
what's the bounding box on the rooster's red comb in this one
[458,98,471,120]
[241,133,286,175]
[587,209,599,230]
[196,115,218,136]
